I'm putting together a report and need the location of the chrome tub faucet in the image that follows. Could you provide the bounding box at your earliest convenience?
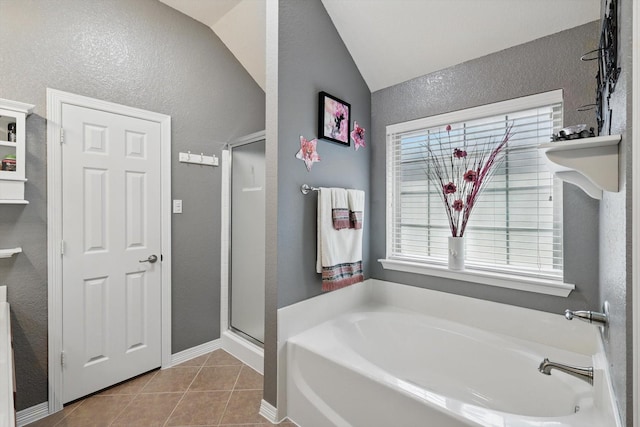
[564,308,608,327]
[538,358,594,385]
[565,301,610,328]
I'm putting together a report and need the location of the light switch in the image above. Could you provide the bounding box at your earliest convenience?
[173,199,183,214]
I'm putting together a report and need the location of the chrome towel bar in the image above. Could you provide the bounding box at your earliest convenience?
[301,184,320,195]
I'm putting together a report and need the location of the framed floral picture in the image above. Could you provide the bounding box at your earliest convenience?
[318,91,351,146]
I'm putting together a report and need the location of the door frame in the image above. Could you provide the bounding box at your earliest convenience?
[46,89,172,413]
[633,0,639,424]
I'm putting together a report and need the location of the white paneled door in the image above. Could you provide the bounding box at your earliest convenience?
[61,103,162,403]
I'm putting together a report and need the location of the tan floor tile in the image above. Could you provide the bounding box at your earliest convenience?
[189,365,241,391]
[166,390,231,426]
[25,411,67,427]
[204,349,243,366]
[175,353,211,367]
[219,424,293,427]
[111,392,182,427]
[99,369,158,396]
[219,424,274,427]
[141,367,199,393]
[30,356,278,427]
[55,395,133,427]
[219,390,265,425]
[235,365,263,390]
[26,400,83,427]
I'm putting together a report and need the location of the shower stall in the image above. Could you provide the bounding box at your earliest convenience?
[221,131,266,369]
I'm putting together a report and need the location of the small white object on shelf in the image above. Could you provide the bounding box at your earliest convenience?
[179,151,218,167]
[0,248,21,259]
[538,134,621,200]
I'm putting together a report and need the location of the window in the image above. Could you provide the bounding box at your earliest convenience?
[383,90,569,292]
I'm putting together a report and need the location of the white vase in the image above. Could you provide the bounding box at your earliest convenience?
[448,236,465,270]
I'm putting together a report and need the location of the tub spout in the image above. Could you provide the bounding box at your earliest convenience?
[538,358,593,385]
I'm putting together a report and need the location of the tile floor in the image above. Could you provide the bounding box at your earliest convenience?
[28,350,296,427]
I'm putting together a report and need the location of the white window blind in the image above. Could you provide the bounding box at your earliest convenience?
[387,92,564,280]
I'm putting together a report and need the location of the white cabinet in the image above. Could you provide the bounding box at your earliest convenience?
[0,98,35,204]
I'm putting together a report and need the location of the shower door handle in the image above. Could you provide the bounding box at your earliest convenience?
[139,254,158,264]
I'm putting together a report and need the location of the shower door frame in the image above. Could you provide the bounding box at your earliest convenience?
[222,130,266,348]
[633,1,639,425]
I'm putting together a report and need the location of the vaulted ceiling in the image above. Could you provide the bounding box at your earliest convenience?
[159,0,600,92]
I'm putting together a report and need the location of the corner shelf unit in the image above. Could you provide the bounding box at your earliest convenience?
[0,98,35,204]
[538,135,621,200]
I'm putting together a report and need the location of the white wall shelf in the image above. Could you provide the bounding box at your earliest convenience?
[538,135,622,200]
[0,199,28,204]
[0,248,22,258]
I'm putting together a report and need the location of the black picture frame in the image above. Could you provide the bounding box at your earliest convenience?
[318,91,351,146]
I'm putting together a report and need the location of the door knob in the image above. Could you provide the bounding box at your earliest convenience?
[139,254,158,264]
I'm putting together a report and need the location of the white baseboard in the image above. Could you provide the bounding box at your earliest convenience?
[259,399,281,424]
[169,339,221,367]
[221,330,264,374]
[16,401,49,427]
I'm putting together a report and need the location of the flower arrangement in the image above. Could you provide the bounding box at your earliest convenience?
[328,102,349,141]
[424,124,513,237]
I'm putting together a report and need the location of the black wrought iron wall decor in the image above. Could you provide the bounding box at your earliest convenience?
[581,0,620,136]
[601,0,620,92]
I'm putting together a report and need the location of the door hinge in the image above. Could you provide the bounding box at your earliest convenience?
[61,351,65,368]
[60,240,65,256]
[60,128,64,144]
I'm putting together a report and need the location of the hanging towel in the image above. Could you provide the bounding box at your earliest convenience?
[331,188,350,230]
[317,188,364,291]
[347,189,364,230]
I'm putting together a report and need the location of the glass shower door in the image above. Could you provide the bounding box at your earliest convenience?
[230,139,265,344]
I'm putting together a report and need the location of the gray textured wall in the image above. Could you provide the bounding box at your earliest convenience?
[0,0,265,411]
[598,0,633,424]
[276,0,371,308]
[263,0,372,405]
[371,22,601,315]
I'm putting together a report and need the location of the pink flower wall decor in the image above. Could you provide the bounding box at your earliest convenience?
[296,135,320,171]
[351,121,366,150]
[424,124,514,237]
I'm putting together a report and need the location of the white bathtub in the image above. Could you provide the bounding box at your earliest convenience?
[283,281,621,427]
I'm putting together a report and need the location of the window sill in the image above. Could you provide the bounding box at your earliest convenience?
[378,258,574,297]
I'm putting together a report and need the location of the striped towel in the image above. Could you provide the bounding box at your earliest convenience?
[331,188,350,230]
[317,188,364,291]
[347,189,364,229]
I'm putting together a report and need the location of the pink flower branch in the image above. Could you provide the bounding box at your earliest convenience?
[424,124,514,237]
